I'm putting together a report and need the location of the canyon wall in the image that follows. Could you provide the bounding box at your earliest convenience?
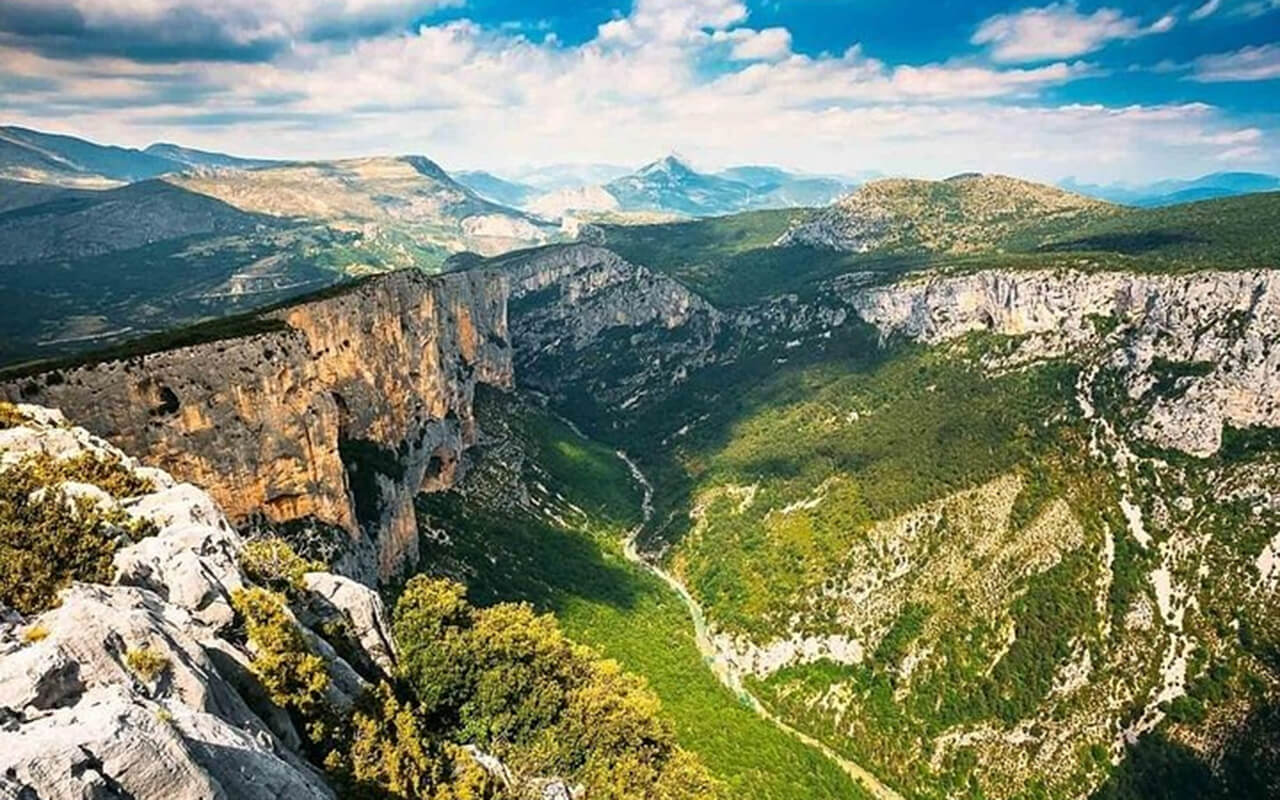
[499,243,1280,461]
[844,268,1280,456]
[1,269,512,583]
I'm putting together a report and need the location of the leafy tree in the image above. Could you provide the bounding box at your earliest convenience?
[393,576,720,800]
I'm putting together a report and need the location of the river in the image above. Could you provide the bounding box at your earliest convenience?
[614,449,905,800]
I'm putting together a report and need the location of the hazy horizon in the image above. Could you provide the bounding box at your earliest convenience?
[1,1,1276,184]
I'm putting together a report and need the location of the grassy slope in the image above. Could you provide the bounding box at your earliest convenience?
[597,192,1280,306]
[415,388,866,800]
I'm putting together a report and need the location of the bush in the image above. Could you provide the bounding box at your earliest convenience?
[232,587,331,724]
[233,585,502,800]
[0,455,157,614]
[0,402,25,429]
[240,538,324,595]
[125,645,171,683]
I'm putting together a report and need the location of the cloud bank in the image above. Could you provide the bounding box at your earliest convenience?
[0,0,1276,182]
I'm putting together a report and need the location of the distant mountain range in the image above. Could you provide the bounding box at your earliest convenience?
[1061,171,1280,207]
[0,125,281,186]
[454,155,857,220]
[0,127,561,364]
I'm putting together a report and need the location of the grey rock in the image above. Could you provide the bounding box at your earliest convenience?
[303,572,398,676]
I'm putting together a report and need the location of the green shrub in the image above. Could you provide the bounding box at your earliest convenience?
[240,538,324,595]
[232,585,510,800]
[232,587,331,722]
[125,645,171,683]
[0,455,157,614]
[0,402,25,429]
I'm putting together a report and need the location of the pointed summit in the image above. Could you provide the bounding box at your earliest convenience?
[637,154,696,178]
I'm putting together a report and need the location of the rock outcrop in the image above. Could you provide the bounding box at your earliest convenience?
[0,405,400,800]
[776,173,1115,254]
[2,269,513,583]
[845,267,1280,456]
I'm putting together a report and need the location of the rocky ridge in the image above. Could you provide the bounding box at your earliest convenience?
[2,269,513,584]
[777,174,1115,253]
[844,267,1280,456]
[0,404,387,799]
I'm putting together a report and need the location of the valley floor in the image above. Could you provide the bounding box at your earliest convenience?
[615,449,907,800]
[415,389,869,800]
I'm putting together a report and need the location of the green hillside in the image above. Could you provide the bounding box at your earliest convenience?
[414,387,870,800]
[597,191,1280,306]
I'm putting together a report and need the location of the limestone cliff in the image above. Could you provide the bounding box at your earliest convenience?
[497,243,1280,461]
[1,270,512,583]
[845,268,1280,456]
[0,405,380,799]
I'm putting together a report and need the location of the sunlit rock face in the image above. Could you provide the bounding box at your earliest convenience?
[846,267,1280,456]
[1,269,513,584]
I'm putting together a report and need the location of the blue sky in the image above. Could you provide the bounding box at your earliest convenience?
[0,0,1277,183]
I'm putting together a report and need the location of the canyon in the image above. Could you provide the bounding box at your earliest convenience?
[2,269,512,584]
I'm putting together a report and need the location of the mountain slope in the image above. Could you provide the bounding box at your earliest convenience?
[605,156,757,217]
[1064,172,1280,207]
[143,142,283,170]
[0,182,355,365]
[717,165,853,207]
[168,156,559,259]
[0,179,277,266]
[452,170,540,208]
[0,125,180,185]
[779,173,1117,254]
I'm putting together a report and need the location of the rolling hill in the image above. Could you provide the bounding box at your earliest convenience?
[167,156,560,259]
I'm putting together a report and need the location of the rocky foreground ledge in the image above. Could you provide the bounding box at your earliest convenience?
[0,404,401,799]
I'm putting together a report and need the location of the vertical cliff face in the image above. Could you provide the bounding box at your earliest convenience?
[1,269,512,583]
[844,268,1280,456]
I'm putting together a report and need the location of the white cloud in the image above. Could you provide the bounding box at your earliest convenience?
[597,0,749,47]
[1191,43,1280,81]
[972,2,1175,63]
[1,0,1274,183]
[714,27,793,61]
[1189,0,1222,20]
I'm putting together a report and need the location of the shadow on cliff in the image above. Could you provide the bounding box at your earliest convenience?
[414,492,645,617]
[1036,230,1204,255]
[1090,701,1280,800]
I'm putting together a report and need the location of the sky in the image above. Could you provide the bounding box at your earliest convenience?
[0,0,1277,184]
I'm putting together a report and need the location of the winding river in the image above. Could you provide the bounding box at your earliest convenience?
[614,449,905,800]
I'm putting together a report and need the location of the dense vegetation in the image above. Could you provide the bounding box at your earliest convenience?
[1036,191,1280,270]
[415,388,868,800]
[518,306,1279,799]
[0,451,157,613]
[233,536,718,799]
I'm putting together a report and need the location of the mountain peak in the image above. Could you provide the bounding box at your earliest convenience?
[638,154,695,177]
